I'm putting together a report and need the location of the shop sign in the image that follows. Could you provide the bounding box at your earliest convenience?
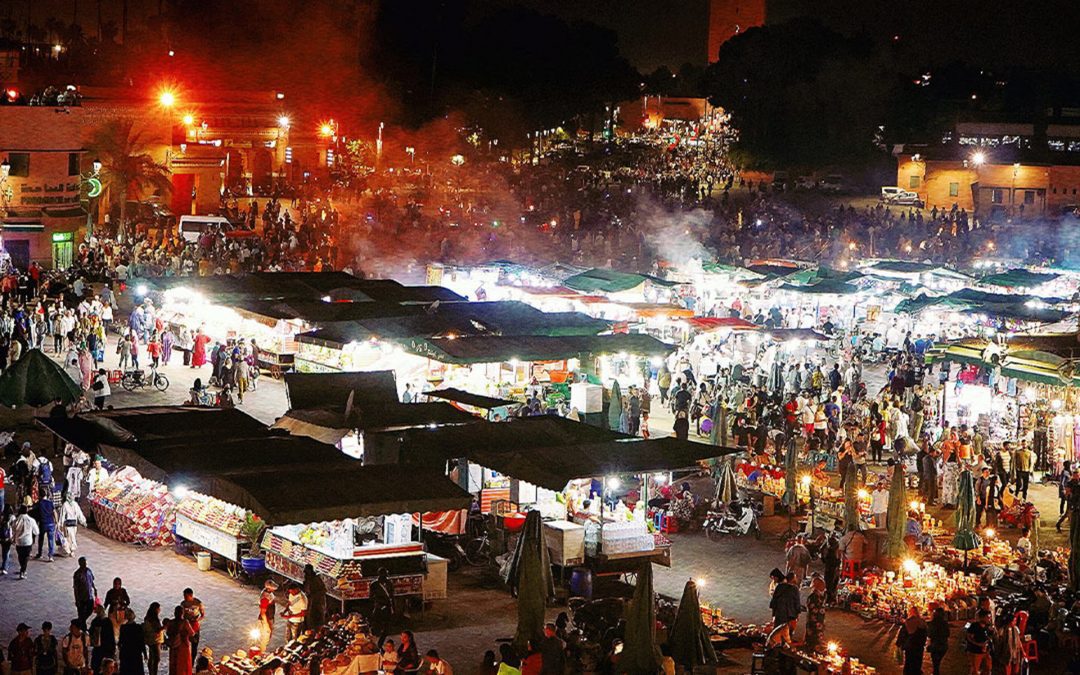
[52,231,74,242]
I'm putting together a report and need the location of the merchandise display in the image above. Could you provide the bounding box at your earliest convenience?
[89,467,176,546]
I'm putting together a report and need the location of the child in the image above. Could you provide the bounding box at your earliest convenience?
[1016,527,1032,560]
[379,639,399,673]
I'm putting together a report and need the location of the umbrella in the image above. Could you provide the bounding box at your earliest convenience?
[619,562,662,674]
[782,438,797,509]
[503,510,554,649]
[843,463,860,532]
[708,398,723,447]
[1031,515,1040,562]
[885,463,908,558]
[608,380,622,431]
[714,459,738,505]
[1071,508,1080,592]
[668,579,717,669]
[953,469,982,568]
[0,348,82,407]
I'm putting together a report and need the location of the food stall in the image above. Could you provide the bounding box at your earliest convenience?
[839,559,982,623]
[174,490,247,563]
[215,614,382,675]
[89,466,176,546]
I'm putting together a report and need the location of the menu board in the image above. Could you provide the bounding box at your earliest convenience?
[175,513,242,561]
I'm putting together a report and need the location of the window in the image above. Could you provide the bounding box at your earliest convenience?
[6,152,29,177]
[68,152,80,176]
[991,188,1004,204]
[949,182,959,197]
[1024,190,1036,205]
[909,175,920,189]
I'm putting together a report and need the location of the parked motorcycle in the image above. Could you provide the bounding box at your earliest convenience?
[703,499,761,540]
[423,530,466,572]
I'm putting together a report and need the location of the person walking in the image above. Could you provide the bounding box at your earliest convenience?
[12,504,39,579]
[235,356,250,404]
[927,606,949,675]
[303,564,327,630]
[9,623,35,675]
[35,622,59,675]
[32,492,57,562]
[165,607,193,675]
[1012,442,1035,501]
[785,535,811,584]
[104,577,131,614]
[59,495,87,557]
[117,609,145,675]
[371,568,395,646]
[897,606,928,675]
[60,621,89,675]
[257,580,277,651]
[803,575,827,652]
[965,610,994,675]
[73,557,97,625]
[0,504,14,574]
[179,589,204,664]
[92,369,111,410]
[143,604,164,675]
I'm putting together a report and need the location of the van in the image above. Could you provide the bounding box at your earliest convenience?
[178,215,254,242]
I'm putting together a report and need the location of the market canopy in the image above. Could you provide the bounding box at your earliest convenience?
[860,260,971,281]
[284,370,399,410]
[682,317,759,332]
[145,272,466,304]
[760,328,832,343]
[778,279,860,295]
[979,268,1060,288]
[36,407,471,524]
[401,333,675,365]
[0,348,82,406]
[467,436,739,492]
[424,388,519,410]
[562,268,681,294]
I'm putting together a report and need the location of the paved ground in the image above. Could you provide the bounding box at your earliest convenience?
[0,313,1065,673]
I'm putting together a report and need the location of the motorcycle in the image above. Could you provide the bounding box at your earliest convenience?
[703,499,761,540]
[120,368,169,392]
[423,530,466,572]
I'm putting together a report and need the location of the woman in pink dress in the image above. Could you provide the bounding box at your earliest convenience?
[191,329,210,368]
[78,345,93,390]
[166,606,194,675]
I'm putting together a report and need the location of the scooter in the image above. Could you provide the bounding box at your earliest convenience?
[703,500,761,540]
[422,530,466,572]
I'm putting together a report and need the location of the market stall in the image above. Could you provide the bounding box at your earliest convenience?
[89,466,176,546]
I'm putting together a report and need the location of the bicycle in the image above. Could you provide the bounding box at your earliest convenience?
[120,367,170,392]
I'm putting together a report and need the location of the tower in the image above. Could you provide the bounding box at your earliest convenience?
[707,0,766,62]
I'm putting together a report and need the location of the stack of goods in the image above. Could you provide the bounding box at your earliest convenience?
[736,463,787,497]
[217,615,379,675]
[601,520,654,555]
[812,644,878,674]
[840,561,981,622]
[89,467,175,546]
[176,493,245,537]
[698,603,765,647]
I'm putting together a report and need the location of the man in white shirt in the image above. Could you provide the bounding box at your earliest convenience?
[423,649,453,674]
[282,585,308,641]
[13,505,40,579]
[870,483,889,528]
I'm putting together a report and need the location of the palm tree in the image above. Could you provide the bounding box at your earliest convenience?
[88,119,171,234]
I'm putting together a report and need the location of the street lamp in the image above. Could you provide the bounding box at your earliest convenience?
[181,113,195,127]
[92,158,102,175]
[277,115,290,129]
[971,151,986,166]
[159,90,176,107]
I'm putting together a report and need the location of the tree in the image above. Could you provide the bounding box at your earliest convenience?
[88,119,171,234]
[704,18,890,168]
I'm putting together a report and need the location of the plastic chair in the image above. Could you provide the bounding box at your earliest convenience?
[841,559,862,580]
[1015,610,1029,638]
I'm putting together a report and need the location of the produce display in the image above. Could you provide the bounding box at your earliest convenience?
[89,467,175,546]
[840,560,981,623]
[176,492,245,536]
[217,615,380,675]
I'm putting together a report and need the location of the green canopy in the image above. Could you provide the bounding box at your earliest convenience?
[953,470,982,553]
[668,579,717,669]
[979,268,1059,288]
[0,349,82,407]
[608,380,623,431]
[708,398,723,447]
[886,465,908,558]
[618,562,662,674]
[782,439,797,508]
[843,463,860,532]
[505,510,554,649]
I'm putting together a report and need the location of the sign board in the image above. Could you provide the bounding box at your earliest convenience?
[175,513,241,561]
[52,231,74,242]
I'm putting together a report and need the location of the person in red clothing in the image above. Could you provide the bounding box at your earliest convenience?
[147,335,163,370]
[9,622,35,675]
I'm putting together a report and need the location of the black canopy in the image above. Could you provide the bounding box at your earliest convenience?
[424,388,519,409]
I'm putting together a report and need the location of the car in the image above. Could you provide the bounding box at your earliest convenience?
[892,191,925,207]
[772,171,789,191]
[795,176,817,191]
[880,186,905,201]
[820,174,848,193]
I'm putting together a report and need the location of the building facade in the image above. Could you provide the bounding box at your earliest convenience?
[0,105,88,269]
[896,119,1080,219]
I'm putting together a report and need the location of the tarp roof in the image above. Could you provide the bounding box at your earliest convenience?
[375,416,738,490]
[296,302,612,348]
[402,333,675,364]
[894,290,1066,323]
[563,268,680,294]
[779,279,860,295]
[147,273,466,304]
[36,407,471,523]
[861,260,971,281]
[0,349,82,406]
[979,268,1060,288]
[760,328,832,342]
[284,371,398,410]
[424,388,519,409]
[682,317,759,332]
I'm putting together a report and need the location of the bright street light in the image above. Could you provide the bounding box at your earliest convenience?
[159,90,176,107]
[971,151,986,166]
[320,123,334,137]
[182,113,194,126]
[277,115,291,129]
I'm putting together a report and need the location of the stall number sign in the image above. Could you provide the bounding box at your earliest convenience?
[175,514,240,562]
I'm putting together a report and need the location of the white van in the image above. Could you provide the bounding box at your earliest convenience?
[178,215,254,242]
